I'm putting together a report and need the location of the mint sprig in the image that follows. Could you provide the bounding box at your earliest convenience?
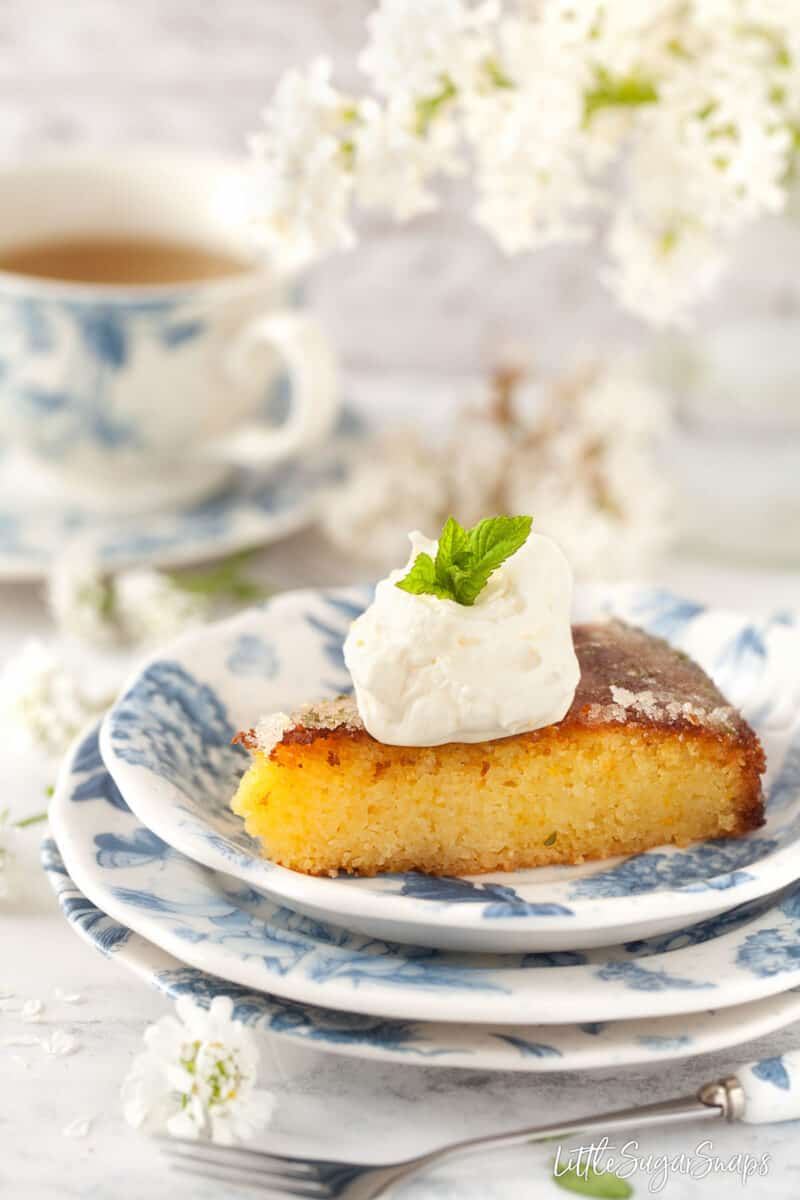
[395,515,533,607]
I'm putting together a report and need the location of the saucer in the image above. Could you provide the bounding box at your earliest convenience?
[42,837,800,1072]
[53,723,800,1026]
[0,408,359,580]
[100,583,800,953]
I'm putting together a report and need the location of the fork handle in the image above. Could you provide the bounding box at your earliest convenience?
[402,1050,800,1185]
[406,1092,721,1178]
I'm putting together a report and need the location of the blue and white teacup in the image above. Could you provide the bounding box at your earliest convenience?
[0,149,339,514]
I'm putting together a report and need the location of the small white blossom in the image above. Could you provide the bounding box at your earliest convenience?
[353,97,462,220]
[604,206,726,327]
[0,640,106,755]
[48,546,115,647]
[249,58,356,269]
[113,570,210,646]
[359,0,498,98]
[122,996,274,1144]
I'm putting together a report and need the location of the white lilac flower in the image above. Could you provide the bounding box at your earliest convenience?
[359,0,498,99]
[604,201,726,327]
[249,58,356,269]
[122,996,274,1144]
[47,546,116,646]
[0,640,106,755]
[250,0,800,325]
[353,96,462,220]
[113,570,210,646]
[468,13,595,252]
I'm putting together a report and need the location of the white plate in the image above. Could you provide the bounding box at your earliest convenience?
[100,583,800,953]
[42,833,800,1074]
[0,409,359,579]
[53,723,800,1027]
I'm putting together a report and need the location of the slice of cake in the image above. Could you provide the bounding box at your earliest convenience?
[231,620,765,877]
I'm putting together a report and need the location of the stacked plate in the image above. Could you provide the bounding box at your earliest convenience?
[46,583,800,1073]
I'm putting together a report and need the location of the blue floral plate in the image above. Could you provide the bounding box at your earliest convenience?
[98,583,800,954]
[0,407,359,579]
[41,835,800,1072]
[53,722,800,1026]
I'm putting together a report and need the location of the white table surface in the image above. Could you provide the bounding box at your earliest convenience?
[3,523,800,1200]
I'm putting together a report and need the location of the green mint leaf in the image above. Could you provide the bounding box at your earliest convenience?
[468,515,533,571]
[553,1163,633,1198]
[452,514,533,605]
[395,514,533,606]
[395,552,454,600]
[436,516,469,567]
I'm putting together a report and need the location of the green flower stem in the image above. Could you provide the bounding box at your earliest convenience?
[583,68,658,125]
[14,811,48,828]
[166,550,270,604]
[416,75,457,136]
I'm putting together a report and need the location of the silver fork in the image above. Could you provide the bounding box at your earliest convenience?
[160,1049,800,1197]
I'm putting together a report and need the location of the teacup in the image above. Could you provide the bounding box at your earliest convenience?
[0,149,339,514]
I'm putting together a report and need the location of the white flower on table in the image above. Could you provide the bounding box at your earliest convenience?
[0,639,106,755]
[47,546,212,649]
[122,996,275,1145]
[48,546,116,646]
[249,58,356,270]
[113,570,209,646]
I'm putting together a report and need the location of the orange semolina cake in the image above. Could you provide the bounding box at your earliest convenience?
[231,621,766,877]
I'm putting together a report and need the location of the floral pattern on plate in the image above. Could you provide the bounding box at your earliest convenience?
[41,833,800,1072]
[50,724,800,1026]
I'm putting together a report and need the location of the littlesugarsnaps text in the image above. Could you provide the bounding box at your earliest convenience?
[553,1137,771,1193]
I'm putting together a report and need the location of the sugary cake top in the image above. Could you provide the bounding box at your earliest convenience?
[567,620,743,736]
[241,619,756,755]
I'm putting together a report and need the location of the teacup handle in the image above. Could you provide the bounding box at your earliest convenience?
[216,310,339,469]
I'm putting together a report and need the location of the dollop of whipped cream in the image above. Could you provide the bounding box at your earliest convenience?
[343,529,580,746]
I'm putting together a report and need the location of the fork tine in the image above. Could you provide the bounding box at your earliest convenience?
[159,1138,318,1177]
[168,1158,331,1198]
